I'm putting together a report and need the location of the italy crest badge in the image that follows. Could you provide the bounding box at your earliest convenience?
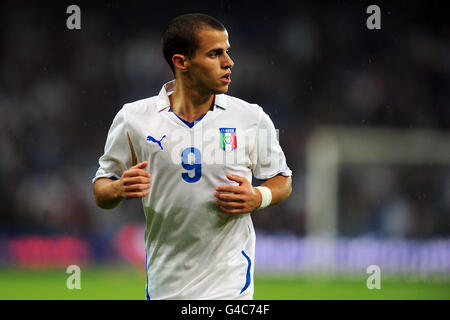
[220,128,237,152]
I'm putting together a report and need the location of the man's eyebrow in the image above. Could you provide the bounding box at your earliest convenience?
[207,47,231,53]
[208,48,224,53]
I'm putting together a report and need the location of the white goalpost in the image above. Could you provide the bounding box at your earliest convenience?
[305,126,450,238]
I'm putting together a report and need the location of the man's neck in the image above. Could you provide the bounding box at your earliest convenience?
[169,81,215,123]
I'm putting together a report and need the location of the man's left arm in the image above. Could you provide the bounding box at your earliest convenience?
[260,174,292,206]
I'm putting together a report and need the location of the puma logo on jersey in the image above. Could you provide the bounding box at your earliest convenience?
[147,135,166,150]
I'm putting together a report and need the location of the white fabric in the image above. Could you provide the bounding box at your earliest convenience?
[255,186,272,209]
[93,80,292,299]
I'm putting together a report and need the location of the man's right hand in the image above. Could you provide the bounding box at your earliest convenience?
[117,161,151,200]
[93,161,151,209]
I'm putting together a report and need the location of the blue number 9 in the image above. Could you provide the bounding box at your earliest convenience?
[181,147,202,183]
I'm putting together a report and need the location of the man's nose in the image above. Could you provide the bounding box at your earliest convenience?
[223,53,234,69]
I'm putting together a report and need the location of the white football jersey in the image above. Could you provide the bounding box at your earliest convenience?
[93,80,292,300]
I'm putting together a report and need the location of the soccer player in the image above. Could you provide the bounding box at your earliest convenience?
[93,13,292,300]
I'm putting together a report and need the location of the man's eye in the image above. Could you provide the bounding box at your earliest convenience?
[209,52,218,57]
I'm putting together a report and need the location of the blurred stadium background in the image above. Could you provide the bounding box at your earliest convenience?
[0,1,449,299]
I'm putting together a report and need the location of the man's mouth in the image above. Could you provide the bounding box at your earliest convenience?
[221,73,231,84]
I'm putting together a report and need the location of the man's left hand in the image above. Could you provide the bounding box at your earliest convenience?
[215,174,262,214]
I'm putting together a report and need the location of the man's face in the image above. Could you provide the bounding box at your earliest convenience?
[186,28,234,95]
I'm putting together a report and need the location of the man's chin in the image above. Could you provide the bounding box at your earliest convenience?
[215,85,230,94]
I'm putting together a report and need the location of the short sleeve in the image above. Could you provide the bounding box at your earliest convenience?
[251,108,292,180]
[92,108,132,183]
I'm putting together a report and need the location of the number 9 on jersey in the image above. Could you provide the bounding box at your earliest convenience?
[181,147,202,183]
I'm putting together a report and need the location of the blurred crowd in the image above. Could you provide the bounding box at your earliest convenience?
[0,1,449,239]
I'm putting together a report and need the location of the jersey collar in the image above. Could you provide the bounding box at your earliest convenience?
[156,80,227,112]
[156,80,174,112]
[214,93,227,110]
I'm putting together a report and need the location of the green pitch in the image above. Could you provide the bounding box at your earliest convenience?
[0,266,448,300]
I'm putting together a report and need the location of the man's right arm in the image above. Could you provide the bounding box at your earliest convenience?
[93,161,151,209]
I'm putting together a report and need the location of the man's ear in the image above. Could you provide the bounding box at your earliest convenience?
[172,54,189,73]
